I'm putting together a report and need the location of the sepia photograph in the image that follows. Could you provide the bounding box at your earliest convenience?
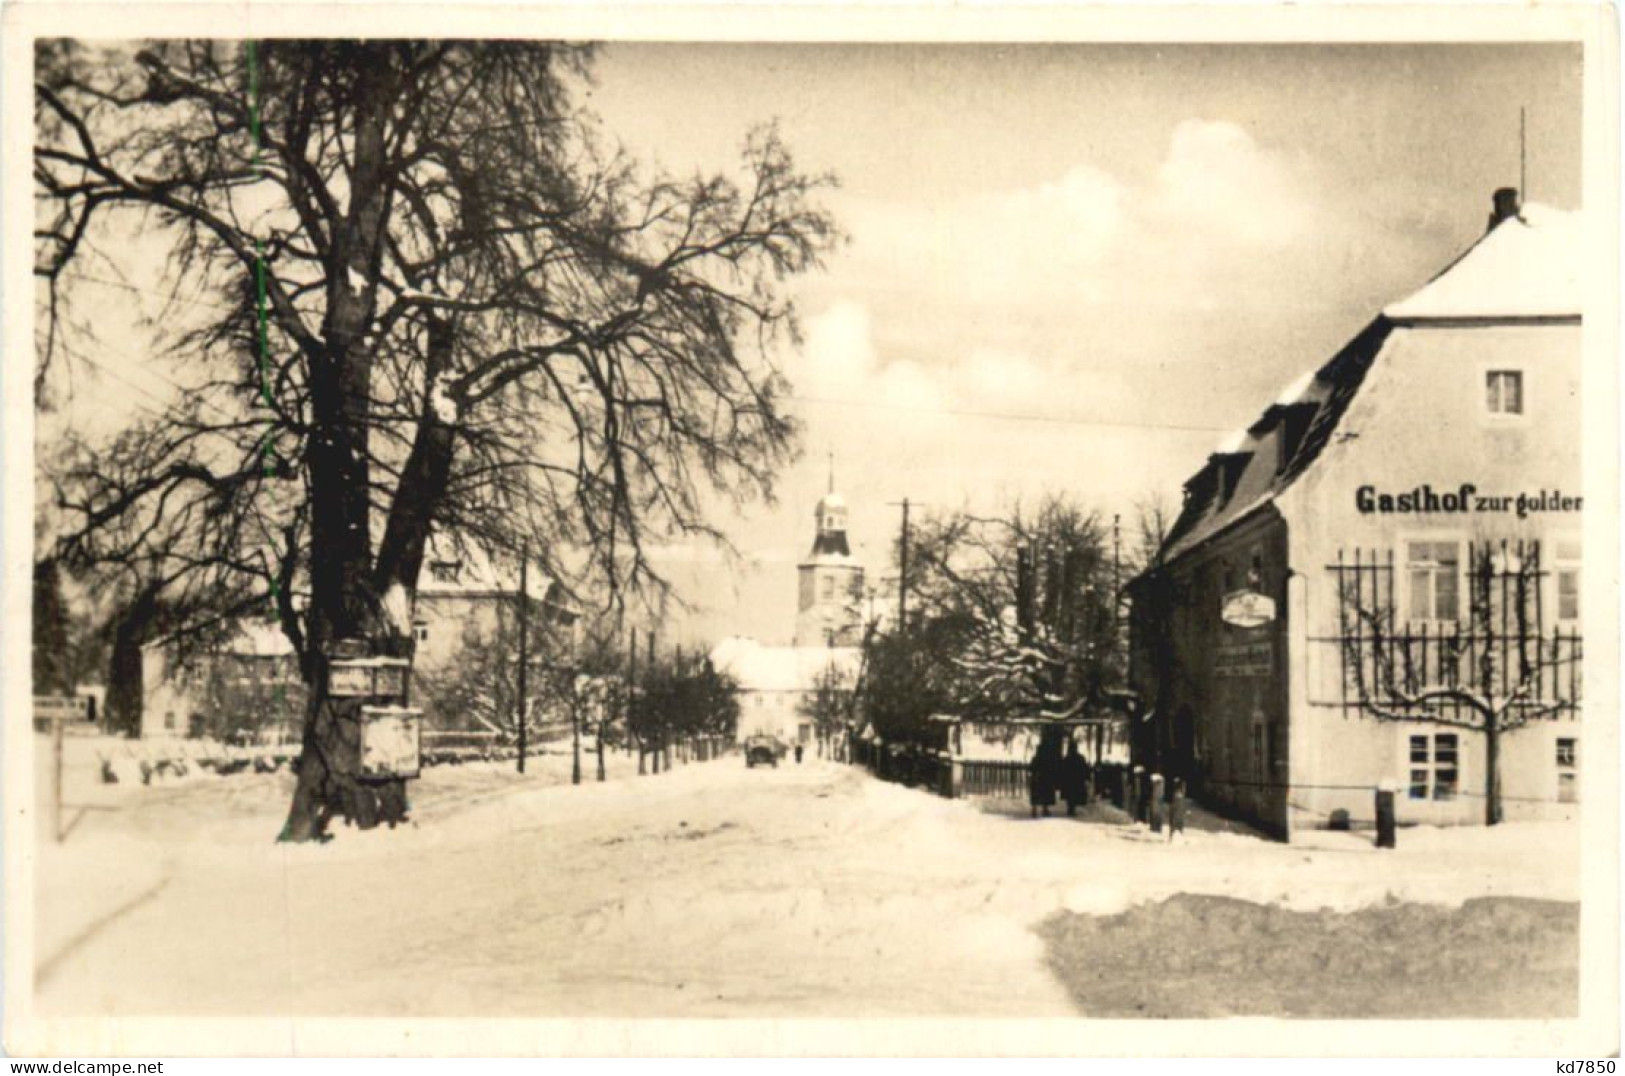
[2,2,1618,1060]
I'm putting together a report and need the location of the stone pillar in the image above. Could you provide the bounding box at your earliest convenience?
[1375,781,1397,849]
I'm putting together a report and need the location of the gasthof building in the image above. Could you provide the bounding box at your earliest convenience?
[1128,190,1583,840]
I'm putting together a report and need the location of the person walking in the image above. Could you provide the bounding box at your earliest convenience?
[1169,776,1188,841]
[1059,738,1090,817]
[793,742,804,764]
[1028,736,1061,818]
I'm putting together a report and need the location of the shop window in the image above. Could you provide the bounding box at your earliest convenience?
[1408,733,1459,801]
[1485,369,1524,415]
[1406,540,1461,623]
[1556,738,1579,803]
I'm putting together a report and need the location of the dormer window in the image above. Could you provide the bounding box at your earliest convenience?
[1485,369,1524,416]
[1215,454,1250,503]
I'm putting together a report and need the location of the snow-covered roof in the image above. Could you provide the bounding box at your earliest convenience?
[141,618,296,659]
[1274,369,1318,408]
[800,549,862,569]
[1212,427,1253,456]
[708,636,862,692]
[1384,203,1582,321]
[1144,196,1581,575]
[231,620,295,657]
[416,534,566,606]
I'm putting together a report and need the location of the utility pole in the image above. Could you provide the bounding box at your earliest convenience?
[649,628,659,773]
[570,667,582,786]
[1112,513,1122,647]
[890,496,911,632]
[516,539,529,775]
[630,625,643,775]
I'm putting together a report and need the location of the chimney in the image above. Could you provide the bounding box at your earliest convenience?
[1488,187,1521,231]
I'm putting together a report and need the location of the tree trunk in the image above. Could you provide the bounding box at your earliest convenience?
[33,558,72,697]
[1485,714,1502,826]
[280,57,413,843]
[105,618,145,738]
[596,719,606,781]
[281,687,411,842]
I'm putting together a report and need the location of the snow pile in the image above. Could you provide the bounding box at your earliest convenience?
[29,745,1581,1019]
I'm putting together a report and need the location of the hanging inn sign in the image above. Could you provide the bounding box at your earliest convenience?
[1221,589,1278,630]
[1216,588,1276,679]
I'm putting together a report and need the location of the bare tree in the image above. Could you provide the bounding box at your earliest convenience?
[1128,493,1173,577]
[905,497,1124,723]
[796,658,853,756]
[1333,539,1582,825]
[413,614,557,744]
[35,41,838,839]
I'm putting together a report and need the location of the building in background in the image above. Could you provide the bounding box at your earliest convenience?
[1129,190,1583,839]
[140,620,304,742]
[139,536,577,741]
[713,477,870,746]
[794,479,867,647]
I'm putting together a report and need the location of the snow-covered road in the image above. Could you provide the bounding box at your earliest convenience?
[31,743,1579,1018]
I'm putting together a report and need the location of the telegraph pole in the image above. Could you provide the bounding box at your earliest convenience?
[629,625,643,774]
[648,629,660,773]
[890,496,911,632]
[1112,513,1122,645]
[516,540,529,774]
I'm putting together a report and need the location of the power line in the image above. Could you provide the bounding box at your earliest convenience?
[66,351,171,415]
[66,339,244,426]
[790,393,1228,435]
[60,270,244,315]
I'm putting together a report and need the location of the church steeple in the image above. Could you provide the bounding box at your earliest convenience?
[810,490,851,558]
[795,459,864,647]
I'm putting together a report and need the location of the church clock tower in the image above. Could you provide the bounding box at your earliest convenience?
[795,464,865,647]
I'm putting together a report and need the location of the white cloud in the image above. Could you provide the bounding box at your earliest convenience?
[836,162,1125,311]
[828,117,1332,328]
[793,299,878,398]
[1147,118,1313,249]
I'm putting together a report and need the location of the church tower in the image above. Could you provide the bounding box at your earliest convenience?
[794,461,865,648]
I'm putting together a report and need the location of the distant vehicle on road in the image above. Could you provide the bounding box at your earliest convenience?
[744,735,782,768]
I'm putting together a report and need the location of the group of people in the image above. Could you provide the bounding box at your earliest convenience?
[1027,736,1093,818]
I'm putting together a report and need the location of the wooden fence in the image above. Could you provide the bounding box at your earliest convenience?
[958,759,1029,799]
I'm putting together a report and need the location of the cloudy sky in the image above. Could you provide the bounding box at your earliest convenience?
[41,42,1582,650]
[581,43,1582,645]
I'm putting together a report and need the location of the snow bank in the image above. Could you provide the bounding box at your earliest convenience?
[29,746,1581,1019]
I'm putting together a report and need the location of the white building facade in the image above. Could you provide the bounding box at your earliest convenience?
[1130,191,1585,838]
